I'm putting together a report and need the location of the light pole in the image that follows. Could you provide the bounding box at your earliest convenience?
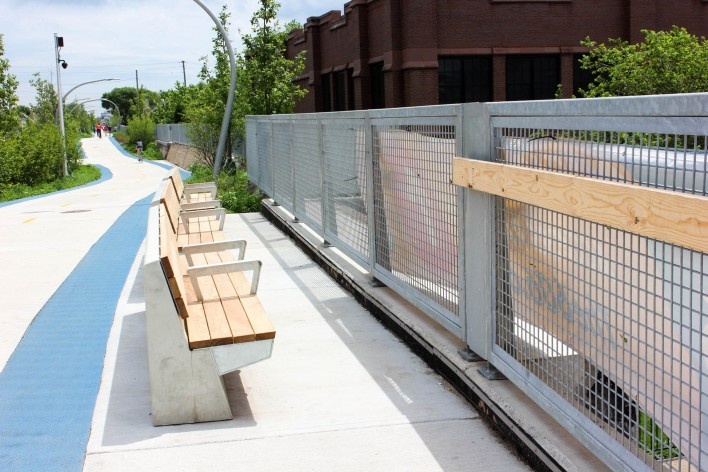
[65,98,121,131]
[62,78,120,103]
[55,78,120,124]
[192,0,236,178]
[54,33,69,177]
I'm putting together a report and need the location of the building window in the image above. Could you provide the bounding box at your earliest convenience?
[321,73,331,112]
[573,53,593,97]
[347,69,355,110]
[334,70,346,111]
[370,62,385,109]
[506,54,559,101]
[438,56,493,104]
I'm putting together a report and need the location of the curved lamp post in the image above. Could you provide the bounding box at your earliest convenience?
[192,0,236,178]
[62,78,120,103]
[66,98,121,126]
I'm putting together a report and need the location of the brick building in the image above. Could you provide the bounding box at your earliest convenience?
[286,0,708,113]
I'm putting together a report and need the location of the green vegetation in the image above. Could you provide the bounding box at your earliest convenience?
[578,26,708,97]
[638,411,680,460]
[0,164,100,203]
[187,163,262,213]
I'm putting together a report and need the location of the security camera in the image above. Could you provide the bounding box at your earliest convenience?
[61,62,68,69]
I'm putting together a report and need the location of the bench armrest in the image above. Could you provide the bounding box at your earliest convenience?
[180,208,226,231]
[181,239,247,265]
[181,200,221,211]
[187,260,262,301]
[184,182,217,199]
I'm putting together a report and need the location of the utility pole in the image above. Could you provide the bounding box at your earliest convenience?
[54,33,68,177]
[181,61,186,86]
[135,70,139,90]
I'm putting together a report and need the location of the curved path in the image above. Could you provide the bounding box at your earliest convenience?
[0,137,536,472]
[0,137,171,470]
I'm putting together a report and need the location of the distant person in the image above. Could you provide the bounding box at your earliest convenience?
[95,123,102,138]
[136,140,143,162]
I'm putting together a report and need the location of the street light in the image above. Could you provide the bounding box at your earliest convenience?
[65,98,121,128]
[54,33,68,176]
[192,0,236,178]
[62,78,120,103]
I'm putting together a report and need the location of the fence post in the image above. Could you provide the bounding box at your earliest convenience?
[459,102,494,362]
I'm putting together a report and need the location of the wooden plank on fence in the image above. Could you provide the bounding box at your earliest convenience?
[452,157,708,254]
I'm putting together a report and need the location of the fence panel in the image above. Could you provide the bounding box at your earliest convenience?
[320,118,370,267]
[485,111,708,471]
[292,118,323,232]
[371,119,461,331]
[247,94,708,471]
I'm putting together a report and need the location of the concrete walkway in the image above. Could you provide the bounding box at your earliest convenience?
[0,137,535,471]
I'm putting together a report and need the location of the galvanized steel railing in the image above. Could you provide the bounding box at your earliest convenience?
[246,94,708,472]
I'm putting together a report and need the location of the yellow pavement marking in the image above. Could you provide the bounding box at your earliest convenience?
[22,217,36,224]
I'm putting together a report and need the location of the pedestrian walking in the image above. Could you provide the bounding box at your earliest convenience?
[136,140,143,162]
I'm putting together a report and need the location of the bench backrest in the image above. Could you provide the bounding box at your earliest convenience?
[158,203,189,319]
[168,167,185,200]
[160,178,183,236]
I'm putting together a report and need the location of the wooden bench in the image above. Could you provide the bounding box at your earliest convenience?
[167,166,218,204]
[160,174,226,248]
[143,182,275,425]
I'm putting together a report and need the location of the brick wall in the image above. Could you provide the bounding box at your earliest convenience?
[288,0,707,112]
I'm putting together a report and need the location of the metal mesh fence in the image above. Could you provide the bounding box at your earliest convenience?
[256,120,273,197]
[245,120,259,185]
[372,124,460,317]
[292,120,323,232]
[272,121,293,209]
[493,127,708,471]
[321,120,369,264]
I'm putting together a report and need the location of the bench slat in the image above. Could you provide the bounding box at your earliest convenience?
[182,277,213,349]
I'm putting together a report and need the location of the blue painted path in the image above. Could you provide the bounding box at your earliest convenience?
[0,194,152,471]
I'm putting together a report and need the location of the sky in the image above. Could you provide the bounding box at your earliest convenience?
[0,0,345,115]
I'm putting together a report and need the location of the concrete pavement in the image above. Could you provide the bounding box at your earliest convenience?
[0,136,538,471]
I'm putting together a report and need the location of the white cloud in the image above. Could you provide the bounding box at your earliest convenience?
[0,0,344,114]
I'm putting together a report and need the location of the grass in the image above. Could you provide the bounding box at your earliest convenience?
[0,165,102,203]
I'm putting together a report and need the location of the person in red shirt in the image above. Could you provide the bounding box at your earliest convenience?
[95,123,102,139]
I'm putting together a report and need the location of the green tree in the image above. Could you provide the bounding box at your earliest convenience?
[127,113,155,147]
[0,34,20,135]
[185,5,238,168]
[578,26,708,97]
[239,0,307,119]
[185,1,307,172]
[102,87,137,119]
[29,73,59,124]
[153,83,199,124]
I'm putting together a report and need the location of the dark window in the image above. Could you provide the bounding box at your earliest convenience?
[333,70,346,111]
[506,55,559,101]
[321,73,331,112]
[438,56,493,104]
[347,68,355,110]
[573,53,594,97]
[370,62,385,109]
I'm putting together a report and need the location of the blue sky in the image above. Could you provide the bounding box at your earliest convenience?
[0,0,344,114]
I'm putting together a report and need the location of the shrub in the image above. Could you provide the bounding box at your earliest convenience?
[0,122,65,187]
[126,114,155,146]
[186,163,262,213]
[143,142,163,160]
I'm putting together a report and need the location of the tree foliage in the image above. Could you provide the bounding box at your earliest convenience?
[29,73,59,125]
[578,26,708,97]
[184,1,307,171]
[126,113,155,146]
[0,34,20,135]
[153,83,199,124]
[238,0,307,122]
